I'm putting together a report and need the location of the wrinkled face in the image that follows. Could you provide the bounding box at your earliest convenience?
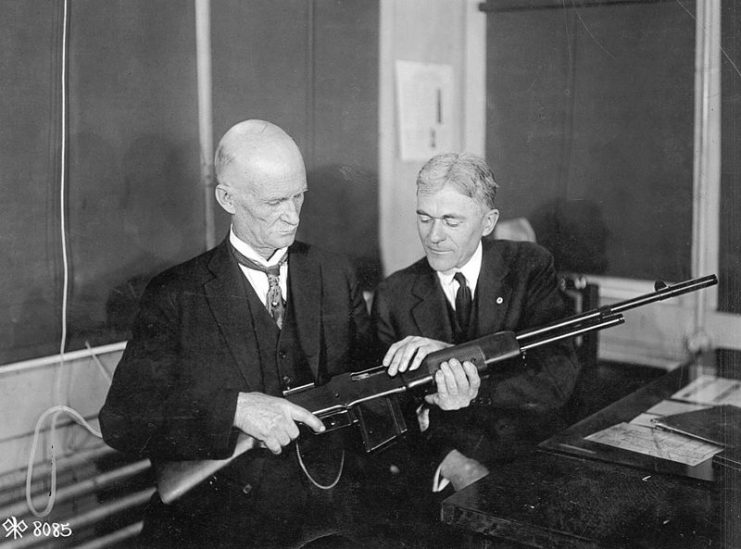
[416,184,498,273]
[219,157,307,259]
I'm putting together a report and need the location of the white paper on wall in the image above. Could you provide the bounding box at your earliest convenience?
[395,60,455,161]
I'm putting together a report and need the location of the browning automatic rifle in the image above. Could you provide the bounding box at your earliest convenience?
[156,274,718,503]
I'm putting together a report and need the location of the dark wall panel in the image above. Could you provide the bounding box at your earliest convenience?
[0,0,65,363]
[212,0,381,288]
[485,1,695,280]
[0,0,379,365]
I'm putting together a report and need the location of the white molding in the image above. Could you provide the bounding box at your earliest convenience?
[462,0,487,156]
[0,342,127,376]
[691,0,722,318]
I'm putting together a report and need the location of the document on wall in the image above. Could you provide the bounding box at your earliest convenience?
[670,375,741,408]
[585,422,724,466]
[395,60,455,161]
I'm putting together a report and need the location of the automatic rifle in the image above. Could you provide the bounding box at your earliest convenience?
[156,274,718,503]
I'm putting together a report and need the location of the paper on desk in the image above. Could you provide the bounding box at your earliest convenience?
[671,375,741,408]
[585,422,724,466]
[629,400,711,428]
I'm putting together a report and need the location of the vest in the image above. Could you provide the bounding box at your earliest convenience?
[241,275,314,395]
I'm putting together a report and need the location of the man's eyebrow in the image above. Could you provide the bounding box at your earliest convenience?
[416,210,463,220]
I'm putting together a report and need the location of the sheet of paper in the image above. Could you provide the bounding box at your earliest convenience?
[629,400,710,428]
[585,422,724,466]
[395,60,455,161]
[671,375,741,408]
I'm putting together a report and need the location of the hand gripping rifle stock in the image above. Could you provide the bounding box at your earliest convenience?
[155,274,718,503]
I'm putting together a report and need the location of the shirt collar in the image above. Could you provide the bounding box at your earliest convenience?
[229,227,288,268]
[436,241,483,292]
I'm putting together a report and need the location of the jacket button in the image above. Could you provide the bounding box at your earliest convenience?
[279,350,287,359]
[282,375,293,387]
[242,483,252,495]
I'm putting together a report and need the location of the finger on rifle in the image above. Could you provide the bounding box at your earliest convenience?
[396,338,425,373]
[409,344,430,372]
[462,360,481,390]
[434,368,448,397]
[424,392,440,406]
[448,358,470,393]
[383,336,413,370]
[441,361,460,395]
[290,405,325,434]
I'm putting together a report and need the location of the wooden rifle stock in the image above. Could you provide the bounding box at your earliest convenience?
[155,274,718,504]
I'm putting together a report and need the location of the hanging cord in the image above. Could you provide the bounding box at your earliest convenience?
[25,406,102,518]
[24,0,102,519]
[55,0,70,402]
[295,442,344,490]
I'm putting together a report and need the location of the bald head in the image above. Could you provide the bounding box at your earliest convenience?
[215,120,305,189]
[214,120,308,258]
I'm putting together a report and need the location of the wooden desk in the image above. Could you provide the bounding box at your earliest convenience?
[441,363,740,548]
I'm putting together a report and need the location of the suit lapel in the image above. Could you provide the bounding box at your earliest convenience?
[475,240,511,337]
[411,262,455,343]
[204,240,263,390]
[287,244,322,379]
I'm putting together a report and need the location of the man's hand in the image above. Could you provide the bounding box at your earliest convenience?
[233,392,325,454]
[383,336,452,376]
[439,449,489,491]
[424,358,480,410]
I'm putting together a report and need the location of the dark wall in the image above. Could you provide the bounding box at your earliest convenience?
[482,0,695,280]
[720,1,741,315]
[0,0,379,365]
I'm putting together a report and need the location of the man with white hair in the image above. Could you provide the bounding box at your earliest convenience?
[102,120,382,547]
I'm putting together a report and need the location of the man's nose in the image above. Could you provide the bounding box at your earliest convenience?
[282,201,300,225]
[428,220,445,243]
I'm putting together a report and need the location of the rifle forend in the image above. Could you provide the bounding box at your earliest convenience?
[154,273,718,504]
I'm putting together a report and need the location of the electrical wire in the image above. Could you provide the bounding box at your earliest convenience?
[295,442,344,490]
[23,0,103,519]
[25,406,102,518]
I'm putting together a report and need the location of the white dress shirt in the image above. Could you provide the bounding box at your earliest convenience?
[229,228,288,304]
[435,241,483,308]
[429,241,484,492]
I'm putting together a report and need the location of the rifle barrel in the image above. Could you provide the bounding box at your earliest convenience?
[517,314,623,355]
[609,274,717,314]
[516,274,718,343]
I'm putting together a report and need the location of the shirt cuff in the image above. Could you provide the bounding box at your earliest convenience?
[432,462,451,493]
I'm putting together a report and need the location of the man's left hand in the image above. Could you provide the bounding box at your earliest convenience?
[424,358,480,410]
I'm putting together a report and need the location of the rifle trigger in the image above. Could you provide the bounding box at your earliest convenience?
[318,409,356,432]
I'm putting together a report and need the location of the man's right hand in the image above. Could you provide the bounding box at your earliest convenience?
[233,392,325,454]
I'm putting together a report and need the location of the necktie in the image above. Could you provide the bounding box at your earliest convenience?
[231,246,288,329]
[454,272,472,335]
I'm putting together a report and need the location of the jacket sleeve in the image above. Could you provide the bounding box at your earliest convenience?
[99,278,240,461]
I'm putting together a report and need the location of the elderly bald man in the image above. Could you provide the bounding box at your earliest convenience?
[100,120,386,548]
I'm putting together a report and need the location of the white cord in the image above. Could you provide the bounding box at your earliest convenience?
[295,442,345,490]
[25,406,102,518]
[24,0,87,519]
[57,0,70,391]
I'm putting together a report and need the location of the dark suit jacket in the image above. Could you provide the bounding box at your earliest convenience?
[372,239,579,465]
[100,236,373,469]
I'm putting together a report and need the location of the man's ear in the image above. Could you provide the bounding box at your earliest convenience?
[481,208,500,237]
[215,185,236,214]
